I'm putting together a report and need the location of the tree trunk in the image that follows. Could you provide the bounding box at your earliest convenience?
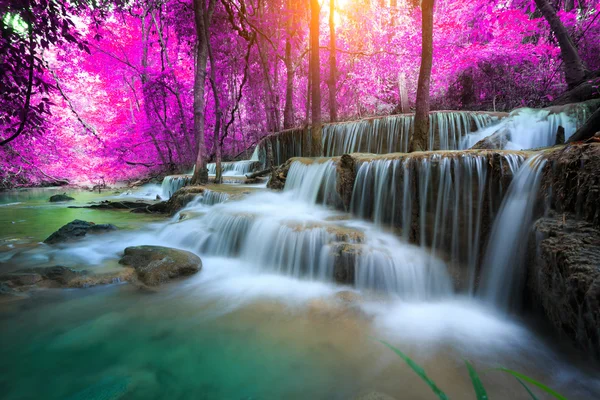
[283,0,295,129]
[409,0,434,152]
[534,0,588,88]
[328,0,338,122]
[310,0,321,126]
[191,0,215,185]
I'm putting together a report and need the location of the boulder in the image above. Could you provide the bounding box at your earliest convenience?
[164,186,206,215]
[0,266,87,289]
[527,213,600,359]
[0,273,43,287]
[119,246,201,286]
[49,193,75,202]
[44,220,117,244]
[25,266,85,285]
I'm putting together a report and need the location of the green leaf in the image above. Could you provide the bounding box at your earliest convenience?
[377,340,449,400]
[464,360,488,400]
[515,377,539,400]
[496,368,567,400]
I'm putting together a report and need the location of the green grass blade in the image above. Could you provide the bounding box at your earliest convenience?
[496,368,567,400]
[515,377,539,400]
[378,340,449,400]
[464,360,488,400]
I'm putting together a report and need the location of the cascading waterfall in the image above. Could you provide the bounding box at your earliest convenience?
[206,160,261,176]
[479,155,547,309]
[430,111,494,150]
[350,152,525,292]
[284,159,340,206]
[185,190,230,207]
[161,175,192,198]
[322,115,415,156]
[154,160,454,299]
[322,112,497,157]
[460,104,592,150]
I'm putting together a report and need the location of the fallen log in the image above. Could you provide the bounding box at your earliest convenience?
[245,168,271,179]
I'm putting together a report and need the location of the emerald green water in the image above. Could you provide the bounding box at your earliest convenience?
[1,188,599,400]
[0,187,161,244]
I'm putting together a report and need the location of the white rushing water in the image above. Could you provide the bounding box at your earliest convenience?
[350,152,525,293]
[206,160,261,176]
[479,155,547,309]
[460,106,590,150]
[161,175,192,199]
[322,111,496,156]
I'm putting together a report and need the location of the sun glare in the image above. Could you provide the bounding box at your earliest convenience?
[333,0,349,26]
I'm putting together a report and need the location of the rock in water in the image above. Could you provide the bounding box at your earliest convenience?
[49,193,75,202]
[44,220,117,244]
[119,245,201,286]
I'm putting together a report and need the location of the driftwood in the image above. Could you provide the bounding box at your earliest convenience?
[567,108,600,143]
[245,168,271,179]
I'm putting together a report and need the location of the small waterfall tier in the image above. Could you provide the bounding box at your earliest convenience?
[161,175,192,199]
[479,155,548,309]
[323,111,496,156]
[462,99,599,150]
[255,111,502,168]
[348,150,526,291]
[269,150,529,292]
[207,160,262,176]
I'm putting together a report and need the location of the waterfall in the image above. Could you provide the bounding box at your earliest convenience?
[353,235,453,299]
[283,159,341,206]
[184,190,229,208]
[461,105,592,150]
[350,152,526,292]
[479,155,547,309]
[206,160,261,176]
[322,115,414,156]
[161,175,192,199]
[322,112,497,157]
[430,111,494,150]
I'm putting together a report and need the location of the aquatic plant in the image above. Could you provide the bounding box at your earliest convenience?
[378,340,567,400]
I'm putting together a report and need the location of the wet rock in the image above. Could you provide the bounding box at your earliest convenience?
[527,213,600,359]
[471,126,510,150]
[67,268,136,288]
[69,200,154,211]
[119,245,202,286]
[540,143,600,226]
[25,266,85,285]
[330,243,362,285]
[164,186,206,215]
[44,220,118,244]
[49,193,75,202]
[0,273,43,287]
[336,154,356,211]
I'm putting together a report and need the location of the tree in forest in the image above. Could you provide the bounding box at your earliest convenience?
[191,0,216,185]
[409,0,434,152]
[534,0,589,89]
[328,0,338,122]
[0,0,105,147]
[309,0,321,126]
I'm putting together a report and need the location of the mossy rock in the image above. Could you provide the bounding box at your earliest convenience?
[119,246,201,286]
